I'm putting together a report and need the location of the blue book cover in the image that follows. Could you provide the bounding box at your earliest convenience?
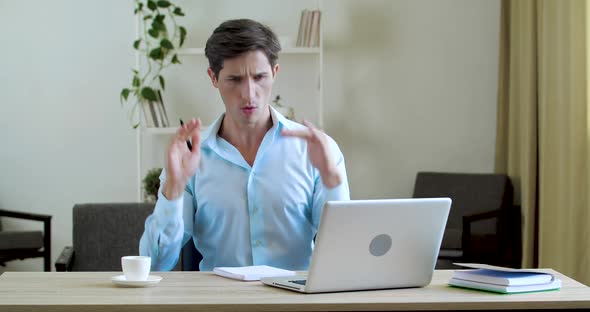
[449,263,561,294]
[453,268,553,286]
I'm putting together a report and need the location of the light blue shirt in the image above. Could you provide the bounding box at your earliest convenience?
[139,107,350,271]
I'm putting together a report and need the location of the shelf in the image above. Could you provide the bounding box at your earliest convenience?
[136,0,324,202]
[142,127,177,135]
[178,47,320,55]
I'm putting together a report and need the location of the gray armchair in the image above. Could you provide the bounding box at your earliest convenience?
[0,209,52,271]
[55,203,202,271]
[413,172,522,269]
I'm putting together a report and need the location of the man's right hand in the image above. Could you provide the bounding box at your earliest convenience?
[162,118,202,200]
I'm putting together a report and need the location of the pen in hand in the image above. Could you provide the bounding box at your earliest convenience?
[179,118,193,151]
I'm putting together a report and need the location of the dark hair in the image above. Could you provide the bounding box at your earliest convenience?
[205,19,281,79]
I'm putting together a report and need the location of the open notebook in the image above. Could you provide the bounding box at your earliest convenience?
[213,265,295,281]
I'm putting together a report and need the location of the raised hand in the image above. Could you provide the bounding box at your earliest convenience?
[162,118,202,200]
[281,120,342,188]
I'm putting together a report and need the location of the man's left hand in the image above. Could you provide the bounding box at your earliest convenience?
[281,120,342,188]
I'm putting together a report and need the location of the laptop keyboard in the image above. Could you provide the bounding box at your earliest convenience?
[289,279,307,285]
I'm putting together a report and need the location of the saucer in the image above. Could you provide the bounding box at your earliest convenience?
[111,275,162,287]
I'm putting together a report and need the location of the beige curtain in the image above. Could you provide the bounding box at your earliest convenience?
[496,0,590,285]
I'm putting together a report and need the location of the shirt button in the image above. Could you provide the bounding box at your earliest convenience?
[255,240,262,246]
[252,207,258,213]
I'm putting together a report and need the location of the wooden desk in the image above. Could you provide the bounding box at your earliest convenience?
[0,269,588,311]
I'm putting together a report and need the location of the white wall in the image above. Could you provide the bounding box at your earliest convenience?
[323,0,500,199]
[0,0,137,271]
[0,0,499,271]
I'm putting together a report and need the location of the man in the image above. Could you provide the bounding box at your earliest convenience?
[139,19,350,271]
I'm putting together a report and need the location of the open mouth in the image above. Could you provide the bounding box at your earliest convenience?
[241,106,257,114]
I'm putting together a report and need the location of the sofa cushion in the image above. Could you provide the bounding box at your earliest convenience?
[0,231,43,250]
[72,203,154,271]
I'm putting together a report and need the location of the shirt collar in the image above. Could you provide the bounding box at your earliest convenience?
[270,105,290,130]
[200,113,223,149]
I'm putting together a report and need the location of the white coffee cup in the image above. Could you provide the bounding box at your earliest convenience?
[121,256,151,281]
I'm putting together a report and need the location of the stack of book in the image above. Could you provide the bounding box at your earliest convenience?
[142,90,170,128]
[449,263,562,294]
[296,9,321,47]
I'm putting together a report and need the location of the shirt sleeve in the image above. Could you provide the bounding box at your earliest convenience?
[310,138,351,230]
[139,169,195,271]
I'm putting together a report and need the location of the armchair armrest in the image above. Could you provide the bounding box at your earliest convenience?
[55,246,75,272]
[462,208,502,224]
[461,208,503,260]
[0,209,52,222]
[0,209,52,271]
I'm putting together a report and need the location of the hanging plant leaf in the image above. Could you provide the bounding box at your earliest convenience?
[173,7,184,16]
[143,14,153,20]
[134,1,142,14]
[171,54,181,64]
[132,75,140,87]
[159,75,165,90]
[148,28,159,39]
[133,39,141,50]
[120,88,131,104]
[155,14,165,23]
[141,87,158,102]
[160,38,174,50]
[157,1,171,8]
[179,26,187,47]
[152,20,166,33]
[149,47,163,60]
[147,0,157,11]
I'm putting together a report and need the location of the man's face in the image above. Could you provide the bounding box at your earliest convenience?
[208,50,279,127]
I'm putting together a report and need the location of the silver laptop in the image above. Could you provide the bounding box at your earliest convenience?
[261,198,451,293]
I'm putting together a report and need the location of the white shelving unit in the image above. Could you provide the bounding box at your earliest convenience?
[136,0,324,200]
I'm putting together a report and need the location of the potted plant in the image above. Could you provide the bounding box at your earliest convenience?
[143,167,163,203]
[120,0,187,128]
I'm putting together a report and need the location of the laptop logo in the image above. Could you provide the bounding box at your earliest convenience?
[369,234,392,256]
